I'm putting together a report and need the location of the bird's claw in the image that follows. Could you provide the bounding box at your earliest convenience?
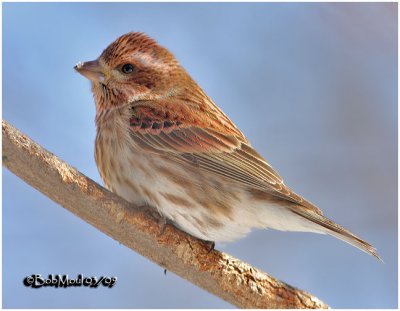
[205,240,215,254]
[158,216,168,237]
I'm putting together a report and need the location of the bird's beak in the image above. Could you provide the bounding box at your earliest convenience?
[74,60,105,83]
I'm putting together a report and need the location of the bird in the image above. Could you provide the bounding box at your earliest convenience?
[75,32,380,260]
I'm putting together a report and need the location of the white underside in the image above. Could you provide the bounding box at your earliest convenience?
[102,139,324,243]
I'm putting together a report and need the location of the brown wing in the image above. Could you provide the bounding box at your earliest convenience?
[128,100,321,213]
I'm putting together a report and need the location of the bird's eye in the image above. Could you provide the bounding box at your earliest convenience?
[121,63,134,74]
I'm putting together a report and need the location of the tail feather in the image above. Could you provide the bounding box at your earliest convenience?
[290,207,382,262]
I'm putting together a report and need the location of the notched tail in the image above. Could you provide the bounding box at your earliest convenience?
[290,207,383,262]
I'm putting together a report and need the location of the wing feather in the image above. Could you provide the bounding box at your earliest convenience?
[128,102,320,212]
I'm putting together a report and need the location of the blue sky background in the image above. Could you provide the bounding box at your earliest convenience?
[3,2,397,308]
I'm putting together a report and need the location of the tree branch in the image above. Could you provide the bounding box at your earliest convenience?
[2,120,328,309]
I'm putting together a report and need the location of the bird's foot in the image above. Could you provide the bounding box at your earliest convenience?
[204,240,215,254]
[140,204,168,236]
[158,216,168,237]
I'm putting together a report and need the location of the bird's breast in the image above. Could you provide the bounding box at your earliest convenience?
[94,106,150,205]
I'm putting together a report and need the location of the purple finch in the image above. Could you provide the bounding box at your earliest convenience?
[75,32,379,260]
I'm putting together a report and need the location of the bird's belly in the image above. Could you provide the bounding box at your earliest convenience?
[95,137,271,242]
[96,137,321,242]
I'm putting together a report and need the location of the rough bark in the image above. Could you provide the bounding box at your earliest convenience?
[2,120,328,309]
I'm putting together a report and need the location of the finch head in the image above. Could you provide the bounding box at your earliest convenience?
[74,32,193,111]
